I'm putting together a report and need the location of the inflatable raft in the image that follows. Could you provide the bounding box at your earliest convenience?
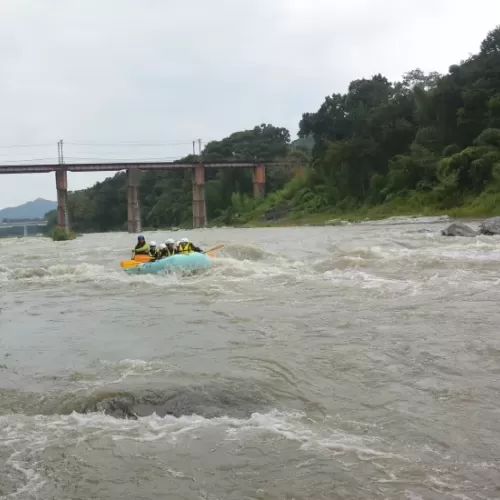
[124,252,212,275]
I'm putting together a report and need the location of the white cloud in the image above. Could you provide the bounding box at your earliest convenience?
[1,0,499,207]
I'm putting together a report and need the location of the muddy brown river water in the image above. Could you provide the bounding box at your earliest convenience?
[1,217,499,499]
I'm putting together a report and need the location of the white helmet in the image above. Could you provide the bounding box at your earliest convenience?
[166,238,175,244]
[150,241,157,246]
[180,237,189,243]
[159,243,166,249]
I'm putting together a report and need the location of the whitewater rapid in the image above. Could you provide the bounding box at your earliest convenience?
[1,218,499,499]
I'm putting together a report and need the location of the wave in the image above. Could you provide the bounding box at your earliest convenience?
[361,215,452,225]
[0,408,395,458]
[0,408,404,499]
[1,233,500,302]
[2,407,490,499]
[316,237,500,268]
[0,358,300,420]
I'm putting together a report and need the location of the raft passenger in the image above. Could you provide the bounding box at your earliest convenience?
[176,237,203,254]
[163,238,176,257]
[156,243,170,258]
[157,243,167,258]
[149,241,160,259]
[133,235,150,256]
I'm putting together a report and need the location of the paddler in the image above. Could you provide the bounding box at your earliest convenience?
[133,235,150,256]
[157,242,172,259]
[163,238,176,257]
[149,241,160,259]
[157,243,167,259]
[176,237,203,254]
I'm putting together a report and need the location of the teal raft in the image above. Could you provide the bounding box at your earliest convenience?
[124,252,212,275]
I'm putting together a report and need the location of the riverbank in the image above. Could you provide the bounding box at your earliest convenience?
[39,187,500,234]
[231,189,500,228]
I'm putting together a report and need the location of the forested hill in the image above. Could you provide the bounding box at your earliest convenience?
[279,24,500,220]
[47,25,500,231]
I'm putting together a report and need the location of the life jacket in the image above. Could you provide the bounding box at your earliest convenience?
[160,247,174,258]
[134,242,150,255]
[177,242,193,254]
[149,248,158,258]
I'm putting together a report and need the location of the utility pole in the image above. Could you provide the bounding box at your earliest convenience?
[55,139,68,231]
[192,140,196,155]
[197,138,202,155]
[57,139,64,164]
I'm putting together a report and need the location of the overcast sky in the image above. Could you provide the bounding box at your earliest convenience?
[1,0,499,208]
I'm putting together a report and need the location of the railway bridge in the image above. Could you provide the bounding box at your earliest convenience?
[0,160,298,232]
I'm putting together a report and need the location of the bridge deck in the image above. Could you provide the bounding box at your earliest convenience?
[0,221,48,227]
[0,161,291,174]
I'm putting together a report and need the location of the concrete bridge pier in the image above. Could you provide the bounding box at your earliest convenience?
[252,165,266,199]
[127,168,141,233]
[192,165,207,229]
[55,169,69,230]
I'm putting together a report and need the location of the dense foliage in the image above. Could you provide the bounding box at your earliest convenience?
[46,25,500,230]
[281,25,500,217]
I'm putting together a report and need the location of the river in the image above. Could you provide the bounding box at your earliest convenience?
[0,217,499,499]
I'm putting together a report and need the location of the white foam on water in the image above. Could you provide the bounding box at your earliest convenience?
[404,491,425,500]
[64,358,176,391]
[102,358,174,383]
[362,215,451,226]
[323,268,417,295]
[324,234,500,264]
[1,228,500,301]
[0,409,401,497]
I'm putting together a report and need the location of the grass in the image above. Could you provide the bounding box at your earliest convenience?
[50,226,77,241]
[234,188,500,227]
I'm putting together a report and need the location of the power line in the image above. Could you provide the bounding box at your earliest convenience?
[57,149,185,156]
[65,140,199,147]
[0,155,189,165]
[0,157,56,165]
[63,156,182,161]
[0,143,54,149]
[0,137,209,163]
[0,139,214,149]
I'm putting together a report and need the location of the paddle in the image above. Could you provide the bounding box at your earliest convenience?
[120,254,152,269]
[133,254,152,263]
[203,244,224,254]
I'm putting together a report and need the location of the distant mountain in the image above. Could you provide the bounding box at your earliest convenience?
[0,198,57,220]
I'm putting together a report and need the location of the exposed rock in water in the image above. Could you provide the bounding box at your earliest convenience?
[441,222,477,237]
[73,384,276,420]
[478,217,500,235]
